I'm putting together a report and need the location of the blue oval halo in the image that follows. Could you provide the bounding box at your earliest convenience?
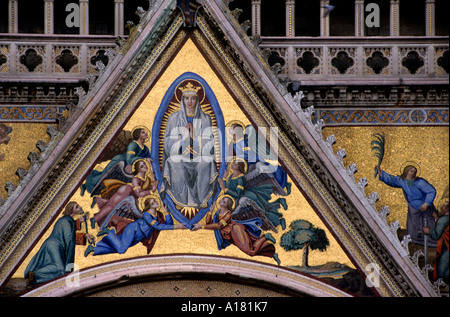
[151,72,226,228]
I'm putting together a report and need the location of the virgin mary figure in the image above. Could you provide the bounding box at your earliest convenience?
[160,81,219,212]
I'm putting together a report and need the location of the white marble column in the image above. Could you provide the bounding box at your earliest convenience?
[286,0,295,37]
[425,0,435,36]
[320,0,330,37]
[8,0,18,33]
[251,0,261,37]
[114,0,124,36]
[44,0,54,34]
[80,0,89,35]
[355,0,365,36]
[390,0,399,36]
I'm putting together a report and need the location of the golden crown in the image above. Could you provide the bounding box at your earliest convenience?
[179,82,201,93]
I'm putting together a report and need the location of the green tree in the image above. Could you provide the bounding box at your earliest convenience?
[280,220,329,267]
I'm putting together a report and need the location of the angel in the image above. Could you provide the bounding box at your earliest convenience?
[90,158,158,232]
[85,194,186,257]
[225,121,291,195]
[218,157,287,232]
[80,126,152,202]
[192,194,281,265]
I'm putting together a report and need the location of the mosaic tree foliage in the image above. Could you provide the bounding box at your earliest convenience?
[280,219,329,267]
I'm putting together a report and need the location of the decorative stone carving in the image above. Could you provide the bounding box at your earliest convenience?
[230,8,243,20]
[335,148,347,167]
[0,54,6,68]
[4,182,16,197]
[420,264,434,282]
[55,49,79,73]
[366,50,390,75]
[436,49,449,74]
[90,49,109,68]
[15,167,28,181]
[19,48,43,72]
[330,50,355,75]
[297,51,320,74]
[267,50,286,75]
[240,20,251,34]
[27,151,40,166]
[136,7,147,22]
[433,279,447,297]
[390,220,401,237]
[368,192,379,206]
[35,140,48,153]
[314,118,325,138]
[410,250,424,268]
[46,125,60,141]
[346,163,358,178]
[400,234,411,254]
[303,105,315,121]
[292,90,304,111]
[379,206,390,225]
[401,51,425,75]
[325,134,337,149]
[357,177,368,195]
[74,87,87,106]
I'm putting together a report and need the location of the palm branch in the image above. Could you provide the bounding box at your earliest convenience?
[371,133,385,178]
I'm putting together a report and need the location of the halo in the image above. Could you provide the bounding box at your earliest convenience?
[215,194,236,211]
[139,194,162,212]
[174,79,206,105]
[131,158,151,175]
[225,120,246,142]
[400,161,421,177]
[131,125,151,143]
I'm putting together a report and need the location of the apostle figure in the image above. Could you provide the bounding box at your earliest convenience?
[24,202,94,286]
[423,201,449,282]
[376,164,438,247]
[160,81,218,211]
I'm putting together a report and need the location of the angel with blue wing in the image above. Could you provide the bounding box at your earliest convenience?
[218,157,287,232]
[225,121,291,196]
[80,126,152,207]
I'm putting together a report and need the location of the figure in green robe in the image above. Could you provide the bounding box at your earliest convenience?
[81,127,151,198]
[24,202,94,286]
[218,158,287,231]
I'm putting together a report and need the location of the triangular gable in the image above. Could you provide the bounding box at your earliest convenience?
[0,0,440,297]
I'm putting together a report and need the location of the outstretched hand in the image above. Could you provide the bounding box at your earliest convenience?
[374,165,382,177]
[191,223,202,231]
[176,223,187,230]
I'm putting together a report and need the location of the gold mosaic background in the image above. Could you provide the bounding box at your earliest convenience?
[0,123,53,201]
[9,39,449,281]
[322,126,449,227]
[13,39,353,278]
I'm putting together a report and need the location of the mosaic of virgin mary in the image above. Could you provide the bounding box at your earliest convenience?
[151,72,227,227]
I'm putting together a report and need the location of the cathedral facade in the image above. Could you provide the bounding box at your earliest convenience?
[0,0,448,298]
